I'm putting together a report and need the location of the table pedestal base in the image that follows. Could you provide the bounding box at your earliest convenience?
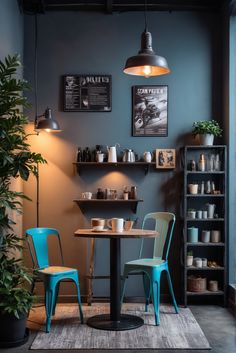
[86,314,144,331]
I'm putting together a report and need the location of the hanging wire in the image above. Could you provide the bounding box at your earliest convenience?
[34,13,40,228]
[144,0,148,31]
[34,13,38,120]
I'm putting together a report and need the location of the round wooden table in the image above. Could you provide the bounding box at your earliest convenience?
[74,228,159,331]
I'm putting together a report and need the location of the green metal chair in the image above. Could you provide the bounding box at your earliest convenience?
[121,212,179,325]
[26,227,83,333]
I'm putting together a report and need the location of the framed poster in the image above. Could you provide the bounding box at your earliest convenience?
[156,149,176,169]
[63,75,112,112]
[132,85,168,136]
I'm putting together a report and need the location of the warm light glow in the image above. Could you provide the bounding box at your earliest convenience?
[45,129,52,133]
[143,65,152,78]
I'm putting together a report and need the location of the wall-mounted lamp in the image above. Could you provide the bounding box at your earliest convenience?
[35,107,61,133]
[123,1,170,78]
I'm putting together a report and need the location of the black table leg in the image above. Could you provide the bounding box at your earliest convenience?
[86,238,144,331]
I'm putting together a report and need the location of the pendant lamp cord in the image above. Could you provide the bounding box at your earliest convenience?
[34,13,38,120]
[144,0,148,32]
[34,13,40,228]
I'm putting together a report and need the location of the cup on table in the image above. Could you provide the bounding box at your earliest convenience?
[91,218,105,231]
[82,192,92,199]
[124,220,134,231]
[107,218,124,233]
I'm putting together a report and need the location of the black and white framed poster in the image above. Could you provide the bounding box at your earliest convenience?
[63,75,112,112]
[132,85,168,136]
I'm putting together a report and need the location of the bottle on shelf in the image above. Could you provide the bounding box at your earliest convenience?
[198,153,206,171]
[76,147,82,162]
[83,147,91,162]
[93,145,101,162]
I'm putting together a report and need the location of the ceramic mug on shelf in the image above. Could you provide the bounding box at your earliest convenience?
[97,153,104,163]
[82,192,92,199]
[107,218,124,232]
[91,218,105,231]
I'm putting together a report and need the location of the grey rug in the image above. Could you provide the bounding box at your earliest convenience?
[30,303,211,350]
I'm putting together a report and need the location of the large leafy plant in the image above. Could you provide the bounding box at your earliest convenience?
[192,120,223,137]
[0,55,46,318]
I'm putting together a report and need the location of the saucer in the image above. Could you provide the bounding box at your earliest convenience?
[92,228,108,233]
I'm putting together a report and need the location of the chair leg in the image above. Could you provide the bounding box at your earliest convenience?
[52,282,60,316]
[166,269,179,314]
[150,279,160,326]
[142,273,151,312]
[45,287,56,333]
[74,274,84,324]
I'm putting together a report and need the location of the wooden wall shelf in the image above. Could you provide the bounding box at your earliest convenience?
[73,199,144,213]
[73,161,156,175]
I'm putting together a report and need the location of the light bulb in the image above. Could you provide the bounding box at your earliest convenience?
[143,65,152,78]
[45,129,51,133]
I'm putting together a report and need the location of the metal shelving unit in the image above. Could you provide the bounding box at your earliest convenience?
[182,145,227,306]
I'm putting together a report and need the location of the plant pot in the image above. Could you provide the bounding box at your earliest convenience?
[188,184,198,194]
[0,312,29,347]
[198,134,214,146]
[186,256,193,266]
[187,211,196,219]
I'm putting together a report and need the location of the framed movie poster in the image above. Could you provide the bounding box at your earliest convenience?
[63,75,111,112]
[156,149,176,169]
[132,85,168,136]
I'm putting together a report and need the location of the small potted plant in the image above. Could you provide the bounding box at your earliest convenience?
[187,251,194,267]
[192,120,223,146]
[187,209,196,219]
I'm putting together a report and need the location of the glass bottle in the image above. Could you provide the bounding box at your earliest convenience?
[76,147,82,162]
[198,153,206,171]
[83,147,91,162]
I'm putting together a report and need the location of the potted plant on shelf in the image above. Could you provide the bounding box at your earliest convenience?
[186,251,194,267]
[0,55,46,347]
[192,120,223,146]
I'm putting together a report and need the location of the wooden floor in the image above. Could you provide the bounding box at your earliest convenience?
[29,303,210,350]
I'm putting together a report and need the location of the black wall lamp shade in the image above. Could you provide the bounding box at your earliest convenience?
[35,107,61,133]
[123,30,170,77]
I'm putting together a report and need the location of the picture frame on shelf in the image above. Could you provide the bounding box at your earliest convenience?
[132,85,168,137]
[156,149,176,169]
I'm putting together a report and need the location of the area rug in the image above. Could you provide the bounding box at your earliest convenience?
[30,303,211,350]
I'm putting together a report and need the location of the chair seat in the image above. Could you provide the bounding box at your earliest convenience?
[37,266,77,275]
[126,258,165,268]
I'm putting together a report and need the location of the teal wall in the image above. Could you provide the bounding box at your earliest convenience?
[0,0,23,60]
[23,11,224,299]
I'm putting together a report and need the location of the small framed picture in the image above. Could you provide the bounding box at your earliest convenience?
[156,149,176,169]
[132,85,168,136]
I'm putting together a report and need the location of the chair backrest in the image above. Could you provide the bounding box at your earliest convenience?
[140,212,175,261]
[26,228,64,269]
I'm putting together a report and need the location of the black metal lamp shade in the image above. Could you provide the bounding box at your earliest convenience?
[123,31,170,77]
[35,108,62,133]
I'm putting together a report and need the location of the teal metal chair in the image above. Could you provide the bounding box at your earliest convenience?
[26,228,83,333]
[121,212,179,325]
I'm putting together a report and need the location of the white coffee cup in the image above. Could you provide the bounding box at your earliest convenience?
[91,218,105,231]
[107,218,124,233]
[82,192,92,199]
[97,153,104,163]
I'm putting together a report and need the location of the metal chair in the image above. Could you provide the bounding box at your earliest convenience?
[26,227,83,332]
[121,212,179,325]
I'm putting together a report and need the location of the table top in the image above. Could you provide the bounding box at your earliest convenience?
[74,228,159,239]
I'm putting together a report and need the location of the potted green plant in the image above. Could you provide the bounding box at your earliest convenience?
[0,55,46,347]
[192,120,222,145]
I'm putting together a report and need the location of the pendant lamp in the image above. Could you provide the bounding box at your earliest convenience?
[123,1,170,78]
[33,14,61,132]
